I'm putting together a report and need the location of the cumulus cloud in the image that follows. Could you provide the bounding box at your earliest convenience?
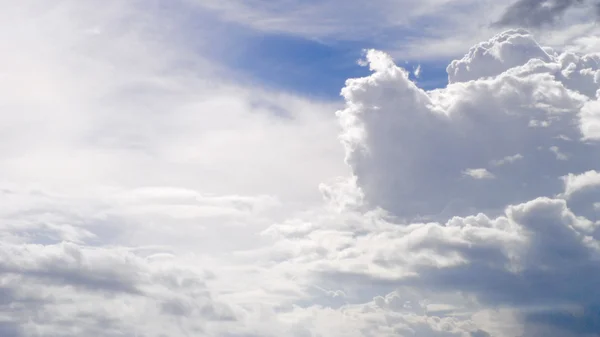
[561,170,600,197]
[264,196,600,336]
[339,29,600,221]
[260,28,600,337]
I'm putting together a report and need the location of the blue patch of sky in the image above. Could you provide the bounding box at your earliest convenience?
[403,60,449,91]
[217,31,451,98]
[150,0,450,99]
[222,33,373,99]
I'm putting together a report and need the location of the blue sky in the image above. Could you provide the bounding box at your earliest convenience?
[218,27,452,98]
[224,34,373,98]
[223,33,451,97]
[161,0,454,98]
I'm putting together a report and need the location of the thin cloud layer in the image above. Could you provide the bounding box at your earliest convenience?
[493,0,589,28]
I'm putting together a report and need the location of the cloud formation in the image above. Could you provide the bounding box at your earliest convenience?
[6,2,600,337]
[339,29,600,221]
[494,0,594,28]
[266,28,600,337]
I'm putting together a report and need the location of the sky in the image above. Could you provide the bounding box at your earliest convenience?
[5,0,600,336]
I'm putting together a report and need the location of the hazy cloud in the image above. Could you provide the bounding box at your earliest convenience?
[494,0,590,28]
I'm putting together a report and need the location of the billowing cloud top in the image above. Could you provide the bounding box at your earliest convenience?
[314,29,600,337]
[339,29,600,222]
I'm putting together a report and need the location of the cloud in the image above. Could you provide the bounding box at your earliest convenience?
[338,29,600,221]
[0,242,239,337]
[414,64,422,79]
[264,196,600,336]
[6,1,600,337]
[493,0,589,28]
[191,0,472,40]
[0,1,346,335]
[257,28,600,337]
[187,0,600,66]
[190,0,515,62]
[446,29,554,83]
[491,153,524,166]
[561,170,600,197]
[463,168,496,180]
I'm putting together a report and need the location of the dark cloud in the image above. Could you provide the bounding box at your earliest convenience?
[493,0,590,28]
[525,306,600,337]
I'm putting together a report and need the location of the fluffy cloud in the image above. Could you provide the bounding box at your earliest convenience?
[314,27,600,332]
[263,29,600,337]
[264,196,600,336]
[339,29,600,221]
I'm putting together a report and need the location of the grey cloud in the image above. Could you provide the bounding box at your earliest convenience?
[268,196,600,336]
[0,241,239,336]
[401,199,600,306]
[0,243,144,295]
[525,306,600,337]
[493,0,589,28]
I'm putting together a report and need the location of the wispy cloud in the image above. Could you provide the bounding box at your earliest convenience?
[463,168,496,179]
[493,0,596,28]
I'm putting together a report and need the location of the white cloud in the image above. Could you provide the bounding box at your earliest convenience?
[447,29,553,83]
[337,30,600,220]
[414,64,422,79]
[580,98,600,140]
[490,153,523,166]
[190,0,600,61]
[170,0,600,67]
[561,170,600,198]
[0,2,347,335]
[549,145,569,160]
[329,28,600,337]
[463,168,496,180]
